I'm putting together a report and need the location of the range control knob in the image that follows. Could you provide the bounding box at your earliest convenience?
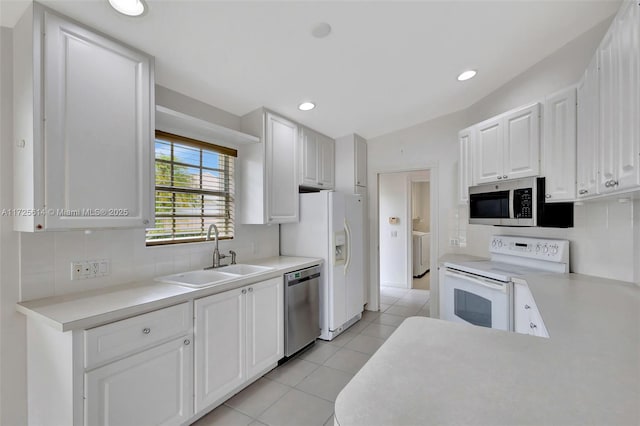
[491,240,497,248]
[551,246,559,255]
[535,244,541,253]
[497,240,503,248]
[542,245,549,254]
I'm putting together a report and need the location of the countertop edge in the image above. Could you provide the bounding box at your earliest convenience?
[17,256,323,331]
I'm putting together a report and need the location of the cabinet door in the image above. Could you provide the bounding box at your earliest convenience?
[542,88,577,202]
[355,137,367,187]
[614,0,640,190]
[513,283,533,335]
[194,289,245,412]
[317,134,335,189]
[458,128,472,204]
[474,117,504,184]
[246,278,284,379]
[43,11,153,230]
[577,55,600,198]
[503,103,540,180]
[599,26,617,193]
[266,113,298,223]
[85,337,193,426]
[300,128,319,187]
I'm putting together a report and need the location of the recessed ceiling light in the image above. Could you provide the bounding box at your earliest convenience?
[108,0,146,17]
[457,70,477,81]
[298,102,316,111]
[312,23,332,39]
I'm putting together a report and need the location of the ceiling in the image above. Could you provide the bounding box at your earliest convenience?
[1,0,620,139]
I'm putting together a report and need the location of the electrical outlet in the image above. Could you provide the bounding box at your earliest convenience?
[70,259,110,280]
[449,238,460,247]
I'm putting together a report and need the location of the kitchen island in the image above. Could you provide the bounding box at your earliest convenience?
[335,272,640,426]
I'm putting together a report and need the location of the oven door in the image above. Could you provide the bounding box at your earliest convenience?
[440,269,512,331]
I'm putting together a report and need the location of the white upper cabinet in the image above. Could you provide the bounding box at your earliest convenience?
[355,136,367,187]
[458,127,473,204]
[13,5,154,231]
[474,117,503,184]
[598,0,640,194]
[503,104,541,180]
[473,103,541,185]
[300,127,335,189]
[239,109,298,224]
[542,87,577,202]
[577,55,600,199]
[335,134,368,193]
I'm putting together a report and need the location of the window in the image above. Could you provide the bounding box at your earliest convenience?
[146,131,236,245]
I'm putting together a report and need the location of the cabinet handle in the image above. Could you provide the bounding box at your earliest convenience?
[242,289,247,294]
[184,339,191,346]
[357,181,360,185]
[318,182,324,186]
[248,287,253,293]
[524,304,531,310]
[142,328,151,334]
[497,176,502,180]
[545,194,551,199]
[578,189,588,195]
[610,180,618,187]
[143,219,149,225]
[530,322,537,329]
[503,175,507,179]
[605,181,611,188]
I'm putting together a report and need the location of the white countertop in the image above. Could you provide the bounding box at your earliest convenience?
[16,256,322,332]
[335,260,640,426]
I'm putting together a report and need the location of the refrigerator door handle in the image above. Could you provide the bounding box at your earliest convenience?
[344,219,352,275]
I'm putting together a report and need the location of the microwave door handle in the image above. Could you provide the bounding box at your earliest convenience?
[445,271,507,292]
[509,189,515,219]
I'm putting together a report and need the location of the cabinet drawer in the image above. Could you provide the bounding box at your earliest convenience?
[85,302,191,369]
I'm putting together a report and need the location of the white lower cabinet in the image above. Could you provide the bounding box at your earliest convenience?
[513,281,549,338]
[85,337,193,426]
[194,277,284,414]
[25,278,285,426]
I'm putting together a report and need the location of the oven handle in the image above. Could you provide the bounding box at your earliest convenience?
[445,270,508,293]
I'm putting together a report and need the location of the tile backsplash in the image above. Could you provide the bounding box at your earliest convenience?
[453,197,638,284]
[19,225,279,301]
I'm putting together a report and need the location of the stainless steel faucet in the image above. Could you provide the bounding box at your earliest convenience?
[205,224,225,268]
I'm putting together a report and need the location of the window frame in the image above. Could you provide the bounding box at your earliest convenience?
[146,130,237,246]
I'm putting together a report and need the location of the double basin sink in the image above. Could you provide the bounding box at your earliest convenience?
[156,264,274,288]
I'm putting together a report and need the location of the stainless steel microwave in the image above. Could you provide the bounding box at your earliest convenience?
[468,177,573,227]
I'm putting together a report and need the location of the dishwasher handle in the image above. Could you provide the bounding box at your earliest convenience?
[287,272,321,287]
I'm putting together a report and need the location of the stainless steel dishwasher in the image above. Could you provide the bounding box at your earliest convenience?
[284,265,321,357]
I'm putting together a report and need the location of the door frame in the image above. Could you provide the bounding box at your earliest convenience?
[368,164,439,312]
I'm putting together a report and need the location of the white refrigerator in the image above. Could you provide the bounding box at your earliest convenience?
[280,191,365,341]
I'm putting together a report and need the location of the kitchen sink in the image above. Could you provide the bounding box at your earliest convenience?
[155,264,274,288]
[216,264,274,276]
[155,270,240,288]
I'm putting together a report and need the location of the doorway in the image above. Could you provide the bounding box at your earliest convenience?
[410,174,431,290]
[377,169,433,291]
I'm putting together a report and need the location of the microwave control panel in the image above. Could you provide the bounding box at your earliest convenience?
[513,188,533,219]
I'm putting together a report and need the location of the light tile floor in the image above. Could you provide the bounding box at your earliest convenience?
[192,286,430,426]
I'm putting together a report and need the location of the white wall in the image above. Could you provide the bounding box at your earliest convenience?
[411,180,430,233]
[379,173,410,288]
[367,110,466,306]
[0,25,27,426]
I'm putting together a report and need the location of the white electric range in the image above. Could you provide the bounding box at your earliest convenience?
[440,236,569,331]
